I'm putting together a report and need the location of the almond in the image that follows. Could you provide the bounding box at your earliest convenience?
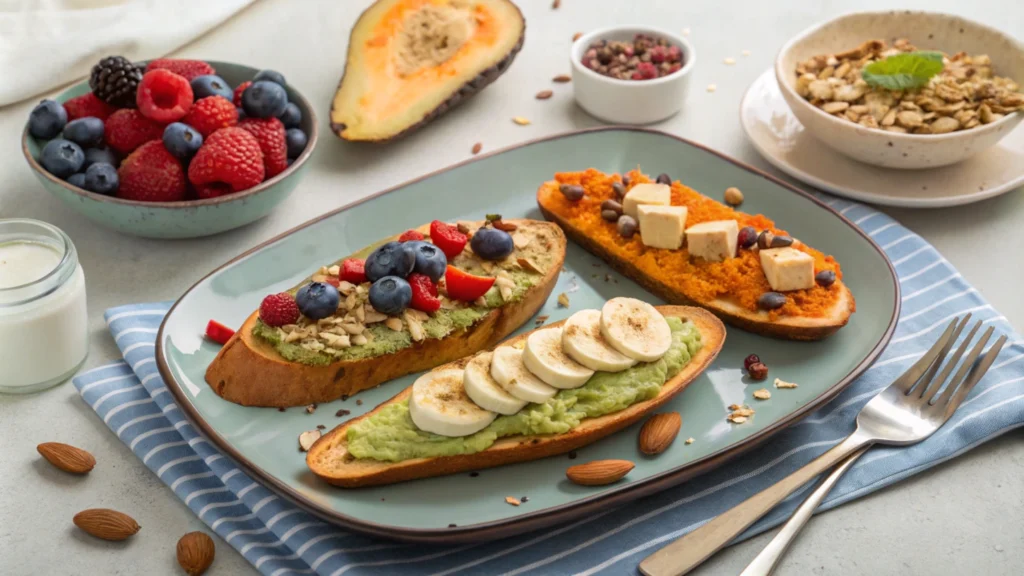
[638,412,682,455]
[177,531,215,576]
[566,459,634,486]
[37,442,96,474]
[73,508,140,541]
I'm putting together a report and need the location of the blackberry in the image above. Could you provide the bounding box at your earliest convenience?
[90,56,143,108]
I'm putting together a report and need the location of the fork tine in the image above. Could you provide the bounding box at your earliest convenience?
[893,316,965,394]
[937,334,1006,416]
[920,320,981,402]
[928,326,994,408]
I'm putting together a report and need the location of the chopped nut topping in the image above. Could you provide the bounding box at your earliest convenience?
[557,292,570,308]
[685,437,695,444]
[505,496,521,506]
[774,378,799,389]
[723,57,736,65]
[706,84,717,92]
[305,404,317,414]
[403,310,426,342]
[512,116,531,126]
[753,388,771,400]
[298,430,321,452]
[727,405,755,423]
[385,317,404,332]
[471,142,483,155]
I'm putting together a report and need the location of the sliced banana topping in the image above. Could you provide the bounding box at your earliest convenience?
[463,352,528,415]
[600,297,672,362]
[408,369,496,437]
[490,346,558,404]
[562,309,638,372]
[522,327,595,389]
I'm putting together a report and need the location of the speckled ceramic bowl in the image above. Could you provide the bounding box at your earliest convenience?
[775,11,1024,169]
[22,61,318,239]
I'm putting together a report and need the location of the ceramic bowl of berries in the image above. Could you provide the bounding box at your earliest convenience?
[22,56,318,239]
[570,26,695,125]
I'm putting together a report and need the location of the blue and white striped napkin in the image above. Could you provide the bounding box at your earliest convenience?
[74,197,1024,576]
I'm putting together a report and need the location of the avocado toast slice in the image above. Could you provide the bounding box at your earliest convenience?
[306,306,725,488]
[205,219,566,408]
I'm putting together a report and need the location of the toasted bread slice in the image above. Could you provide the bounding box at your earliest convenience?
[537,182,853,341]
[205,220,566,407]
[306,306,725,488]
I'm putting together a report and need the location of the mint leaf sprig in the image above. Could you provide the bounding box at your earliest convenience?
[861,51,945,91]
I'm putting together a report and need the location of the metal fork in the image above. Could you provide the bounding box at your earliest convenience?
[639,315,1007,576]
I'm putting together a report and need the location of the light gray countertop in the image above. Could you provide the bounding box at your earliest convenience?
[2,0,1022,574]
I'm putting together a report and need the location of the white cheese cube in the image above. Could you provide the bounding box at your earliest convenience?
[622,183,671,219]
[759,247,815,291]
[638,205,688,250]
[685,220,739,262]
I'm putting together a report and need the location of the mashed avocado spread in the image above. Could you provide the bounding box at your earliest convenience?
[346,317,701,462]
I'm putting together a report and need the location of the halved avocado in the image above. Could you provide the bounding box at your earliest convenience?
[331,0,525,142]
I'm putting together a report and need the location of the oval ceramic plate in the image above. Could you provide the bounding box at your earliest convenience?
[157,127,898,543]
[741,69,1024,208]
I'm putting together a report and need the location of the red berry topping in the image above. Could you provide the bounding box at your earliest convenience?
[146,58,215,81]
[233,81,251,107]
[238,117,288,178]
[188,127,264,197]
[429,220,468,259]
[104,109,164,154]
[636,62,658,80]
[444,266,495,301]
[117,140,186,202]
[63,93,116,121]
[341,259,367,284]
[182,96,238,138]
[408,273,441,313]
[259,293,300,327]
[136,69,193,122]
[205,320,235,345]
[398,229,425,242]
[743,354,761,372]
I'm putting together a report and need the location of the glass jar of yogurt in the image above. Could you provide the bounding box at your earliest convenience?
[0,219,88,393]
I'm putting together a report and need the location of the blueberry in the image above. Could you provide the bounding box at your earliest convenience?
[39,139,84,179]
[83,147,118,169]
[369,276,412,315]
[83,163,119,195]
[470,227,514,261]
[758,292,787,311]
[67,173,86,188]
[62,117,105,147]
[254,69,287,86]
[162,122,203,159]
[406,241,447,282]
[285,128,307,159]
[190,74,234,100]
[365,241,416,282]
[27,99,67,139]
[296,282,340,320]
[278,102,302,128]
[241,80,288,118]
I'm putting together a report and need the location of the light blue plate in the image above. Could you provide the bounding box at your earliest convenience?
[157,127,898,542]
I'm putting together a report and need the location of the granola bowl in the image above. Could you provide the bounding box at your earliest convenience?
[775,10,1024,169]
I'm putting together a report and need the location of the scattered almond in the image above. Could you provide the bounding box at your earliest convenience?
[517,257,543,274]
[177,531,215,576]
[553,74,572,83]
[567,459,635,486]
[557,292,570,308]
[73,509,140,541]
[685,437,695,445]
[471,142,482,155]
[707,84,717,92]
[536,90,554,100]
[505,496,521,506]
[493,219,518,232]
[753,388,771,400]
[298,429,321,452]
[534,315,550,326]
[512,116,531,126]
[305,403,316,414]
[638,412,682,455]
[37,442,96,474]
[457,222,472,234]
[774,378,799,389]
[572,33,583,42]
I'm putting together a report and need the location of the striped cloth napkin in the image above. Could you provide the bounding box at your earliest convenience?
[73,197,1024,576]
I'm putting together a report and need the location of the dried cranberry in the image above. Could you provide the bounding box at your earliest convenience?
[743,354,761,372]
[748,362,769,381]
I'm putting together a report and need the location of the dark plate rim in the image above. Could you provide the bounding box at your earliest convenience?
[156,126,901,544]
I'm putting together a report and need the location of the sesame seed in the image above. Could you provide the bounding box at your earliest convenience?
[707,84,717,92]
[724,57,736,65]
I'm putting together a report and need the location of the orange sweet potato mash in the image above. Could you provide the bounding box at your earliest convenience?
[541,169,848,319]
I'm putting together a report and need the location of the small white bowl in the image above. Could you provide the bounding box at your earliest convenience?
[775,10,1024,170]
[571,26,695,125]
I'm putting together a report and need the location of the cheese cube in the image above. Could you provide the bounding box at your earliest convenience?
[638,205,688,249]
[622,183,671,219]
[759,247,815,291]
[685,220,739,262]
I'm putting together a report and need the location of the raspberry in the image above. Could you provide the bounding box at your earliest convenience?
[429,220,468,259]
[136,69,193,122]
[183,96,237,137]
[398,230,425,242]
[63,93,116,121]
[188,127,264,197]
[233,81,251,107]
[341,259,367,284]
[408,274,440,313]
[238,117,288,178]
[104,109,164,154]
[259,293,300,327]
[146,58,216,81]
[117,140,186,202]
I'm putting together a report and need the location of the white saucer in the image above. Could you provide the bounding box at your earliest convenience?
[740,69,1024,208]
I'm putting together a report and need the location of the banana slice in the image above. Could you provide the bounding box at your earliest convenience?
[490,346,558,404]
[600,297,672,362]
[522,327,595,389]
[408,369,496,437]
[463,352,528,415]
[562,309,638,372]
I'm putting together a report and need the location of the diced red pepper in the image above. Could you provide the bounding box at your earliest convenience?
[429,220,468,259]
[444,266,496,302]
[205,320,235,345]
[408,273,441,312]
[398,229,425,242]
[341,258,367,284]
